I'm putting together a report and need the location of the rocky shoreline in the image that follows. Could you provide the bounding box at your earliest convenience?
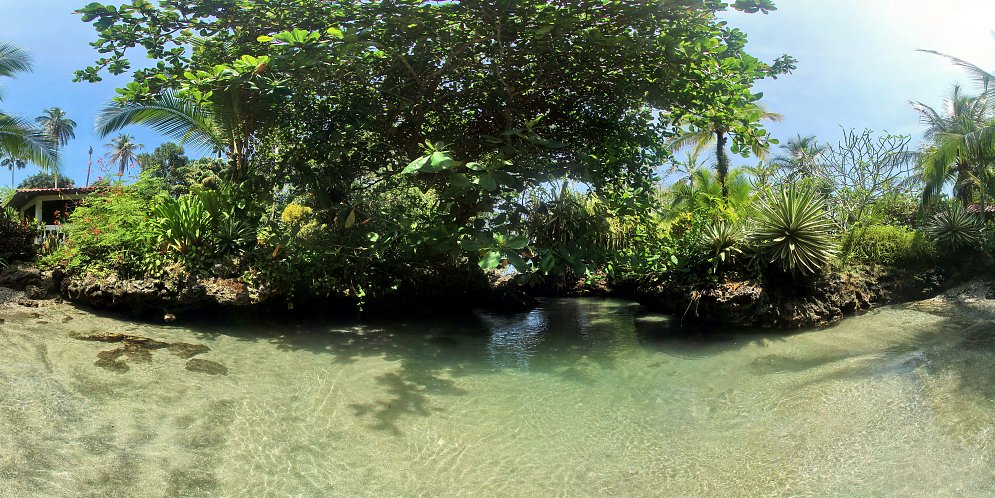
[0,259,990,329]
[630,267,954,329]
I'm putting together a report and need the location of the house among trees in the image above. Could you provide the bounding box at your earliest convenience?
[4,187,95,235]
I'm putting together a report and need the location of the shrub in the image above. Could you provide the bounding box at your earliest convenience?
[0,207,35,264]
[150,194,214,271]
[926,204,980,251]
[751,185,836,276]
[840,225,935,267]
[281,204,313,224]
[47,179,161,277]
[699,221,743,272]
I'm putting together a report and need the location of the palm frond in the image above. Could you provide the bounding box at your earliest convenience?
[919,49,995,94]
[0,113,56,169]
[95,91,225,153]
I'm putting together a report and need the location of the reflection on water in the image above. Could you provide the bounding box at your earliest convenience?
[0,297,992,496]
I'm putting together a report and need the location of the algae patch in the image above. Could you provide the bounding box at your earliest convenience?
[70,330,224,374]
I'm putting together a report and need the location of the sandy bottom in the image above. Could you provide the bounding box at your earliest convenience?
[0,290,992,496]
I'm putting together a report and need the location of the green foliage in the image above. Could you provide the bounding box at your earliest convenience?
[699,221,744,273]
[0,41,57,170]
[18,172,74,189]
[840,225,935,267]
[926,204,981,250]
[671,167,754,221]
[137,142,189,193]
[752,185,836,276]
[150,194,213,270]
[47,181,157,277]
[66,0,804,307]
[280,204,313,224]
[519,182,616,276]
[0,206,34,263]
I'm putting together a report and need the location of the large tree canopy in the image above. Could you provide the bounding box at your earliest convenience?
[76,0,793,265]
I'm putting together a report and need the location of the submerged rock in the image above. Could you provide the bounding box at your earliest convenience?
[185,359,228,376]
[169,343,211,359]
[71,331,211,373]
[95,349,130,373]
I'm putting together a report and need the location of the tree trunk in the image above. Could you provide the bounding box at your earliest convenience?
[980,166,988,223]
[715,130,729,198]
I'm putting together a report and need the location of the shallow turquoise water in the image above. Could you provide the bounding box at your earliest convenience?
[0,297,992,496]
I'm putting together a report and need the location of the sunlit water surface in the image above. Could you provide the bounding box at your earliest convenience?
[0,297,992,496]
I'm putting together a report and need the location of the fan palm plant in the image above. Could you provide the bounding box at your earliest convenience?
[0,42,55,170]
[910,83,991,207]
[770,134,828,182]
[105,134,144,176]
[35,107,76,188]
[672,166,752,219]
[1,151,26,188]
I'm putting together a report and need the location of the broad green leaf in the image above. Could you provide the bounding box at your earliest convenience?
[503,235,528,250]
[401,155,431,174]
[459,239,485,251]
[426,151,458,172]
[478,250,502,270]
[507,253,529,272]
[479,173,497,191]
[344,209,356,228]
[448,172,470,188]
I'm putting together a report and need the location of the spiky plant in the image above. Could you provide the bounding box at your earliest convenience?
[751,185,836,276]
[700,221,743,270]
[926,204,980,250]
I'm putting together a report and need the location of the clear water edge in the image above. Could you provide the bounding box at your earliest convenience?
[0,296,991,496]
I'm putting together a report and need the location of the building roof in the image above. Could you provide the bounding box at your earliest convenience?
[5,187,97,211]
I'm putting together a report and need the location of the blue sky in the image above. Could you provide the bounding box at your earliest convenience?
[0,0,163,188]
[724,0,995,166]
[1,1,995,188]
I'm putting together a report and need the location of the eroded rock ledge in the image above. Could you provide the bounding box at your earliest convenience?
[61,273,253,314]
[632,268,949,329]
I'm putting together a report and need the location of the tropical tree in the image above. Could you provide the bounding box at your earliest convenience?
[671,104,783,197]
[770,134,827,182]
[0,42,55,169]
[910,83,990,207]
[1,151,26,188]
[35,107,77,188]
[18,172,73,189]
[105,134,143,176]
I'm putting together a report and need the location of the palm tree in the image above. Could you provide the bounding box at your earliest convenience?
[95,87,274,182]
[35,107,77,188]
[910,83,990,207]
[105,134,144,176]
[670,104,783,197]
[1,151,26,188]
[0,42,55,170]
[672,166,753,219]
[770,134,828,182]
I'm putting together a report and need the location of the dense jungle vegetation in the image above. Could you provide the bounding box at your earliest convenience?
[3,0,995,315]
